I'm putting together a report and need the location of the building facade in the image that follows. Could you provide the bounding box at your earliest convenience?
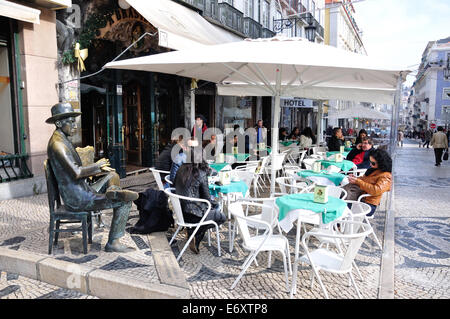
[323,0,367,132]
[411,37,450,132]
[0,0,72,199]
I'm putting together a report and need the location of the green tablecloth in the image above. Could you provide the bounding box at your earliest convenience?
[320,159,355,172]
[281,141,297,147]
[209,181,249,197]
[298,170,346,186]
[276,193,346,224]
[345,147,353,152]
[326,151,349,158]
[209,163,229,172]
[224,153,251,162]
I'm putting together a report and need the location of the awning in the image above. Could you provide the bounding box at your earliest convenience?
[125,0,242,50]
[0,0,41,24]
[325,104,391,120]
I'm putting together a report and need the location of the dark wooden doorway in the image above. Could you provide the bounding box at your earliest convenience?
[123,83,142,166]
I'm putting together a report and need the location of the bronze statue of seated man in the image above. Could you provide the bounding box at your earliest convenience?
[46,102,138,253]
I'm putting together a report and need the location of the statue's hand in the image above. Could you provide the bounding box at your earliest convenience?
[96,158,110,169]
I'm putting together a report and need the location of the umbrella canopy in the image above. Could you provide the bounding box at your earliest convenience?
[104,36,409,194]
[325,104,391,120]
[105,36,408,104]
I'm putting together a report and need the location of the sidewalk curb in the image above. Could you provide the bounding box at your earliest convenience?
[378,160,396,299]
[0,232,190,299]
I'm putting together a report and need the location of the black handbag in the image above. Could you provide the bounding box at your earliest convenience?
[443,149,449,161]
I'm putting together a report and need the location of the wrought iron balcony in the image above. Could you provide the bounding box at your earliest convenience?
[218,2,244,34]
[0,153,33,183]
[243,17,262,39]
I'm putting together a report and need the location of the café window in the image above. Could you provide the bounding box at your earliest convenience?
[223,96,255,134]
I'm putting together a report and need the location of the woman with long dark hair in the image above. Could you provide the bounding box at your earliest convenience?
[354,129,368,146]
[174,149,226,254]
[347,148,392,216]
[289,127,301,140]
[299,127,314,149]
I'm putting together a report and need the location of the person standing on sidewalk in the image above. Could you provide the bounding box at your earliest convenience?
[422,129,432,148]
[397,130,404,147]
[430,126,449,166]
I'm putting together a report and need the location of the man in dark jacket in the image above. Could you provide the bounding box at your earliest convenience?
[327,127,345,151]
[346,137,375,169]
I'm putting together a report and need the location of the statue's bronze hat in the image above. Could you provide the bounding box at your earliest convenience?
[45,102,81,124]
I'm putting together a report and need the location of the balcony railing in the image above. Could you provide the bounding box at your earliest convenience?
[218,2,244,34]
[243,17,262,39]
[0,154,33,183]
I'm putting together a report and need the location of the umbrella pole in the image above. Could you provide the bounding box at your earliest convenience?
[271,93,280,196]
[271,66,282,196]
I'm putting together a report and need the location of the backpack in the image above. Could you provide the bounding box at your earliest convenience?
[131,188,174,234]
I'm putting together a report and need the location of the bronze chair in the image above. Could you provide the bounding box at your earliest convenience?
[44,159,92,254]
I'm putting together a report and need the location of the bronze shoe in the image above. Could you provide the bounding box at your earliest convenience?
[106,189,139,202]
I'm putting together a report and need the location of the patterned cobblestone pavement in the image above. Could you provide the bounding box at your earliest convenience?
[393,139,450,299]
[2,140,448,300]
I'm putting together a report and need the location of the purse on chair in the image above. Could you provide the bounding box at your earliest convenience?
[342,183,364,201]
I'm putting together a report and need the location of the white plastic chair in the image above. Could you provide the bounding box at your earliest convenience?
[164,188,221,261]
[150,168,170,191]
[164,174,173,185]
[356,194,383,249]
[343,167,367,177]
[264,153,288,184]
[312,146,327,155]
[253,156,271,195]
[275,176,314,195]
[290,220,372,299]
[231,170,255,198]
[229,201,291,292]
[327,185,348,200]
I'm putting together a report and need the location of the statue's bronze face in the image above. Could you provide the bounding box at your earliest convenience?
[56,117,77,137]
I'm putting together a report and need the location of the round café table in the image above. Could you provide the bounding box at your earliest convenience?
[320,159,355,172]
[297,170,348,187]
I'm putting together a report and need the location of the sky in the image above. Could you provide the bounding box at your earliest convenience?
[352,0,450,87]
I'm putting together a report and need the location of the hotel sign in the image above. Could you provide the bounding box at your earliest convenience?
[281,97,313,108]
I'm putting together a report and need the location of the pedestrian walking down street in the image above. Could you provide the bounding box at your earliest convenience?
[397,130,404,147]
[422,129,432,148]
[430,126,449,166]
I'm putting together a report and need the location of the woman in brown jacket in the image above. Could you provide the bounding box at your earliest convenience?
[347,149,392,216]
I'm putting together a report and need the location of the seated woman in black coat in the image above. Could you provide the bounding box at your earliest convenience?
[174,154,226,254]
[327,127,345,151]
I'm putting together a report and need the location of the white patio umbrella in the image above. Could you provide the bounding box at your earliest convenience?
[104,36,409,194]
[325,104,391,120]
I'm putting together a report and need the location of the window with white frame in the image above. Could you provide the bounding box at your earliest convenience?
[244,0,254,19]
[262,0,270,28]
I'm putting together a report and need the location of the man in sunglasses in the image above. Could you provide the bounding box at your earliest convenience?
[346,136,376,169]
